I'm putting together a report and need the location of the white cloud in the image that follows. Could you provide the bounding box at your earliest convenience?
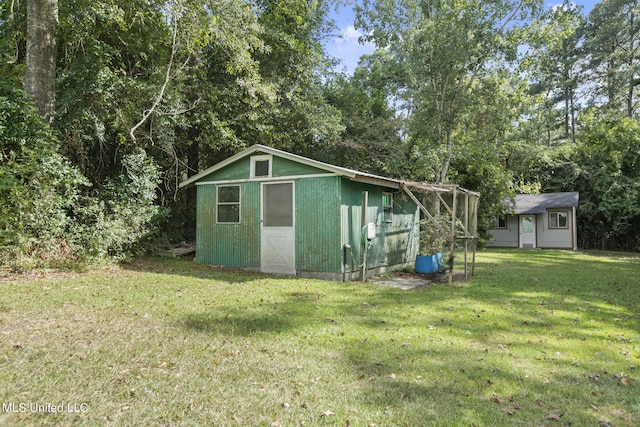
[336,25,363,44]
[326,23,376,74]
[333,25,375,51]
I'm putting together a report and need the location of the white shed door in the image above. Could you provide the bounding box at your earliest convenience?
[261,182,295,274]
[519,215,536,248]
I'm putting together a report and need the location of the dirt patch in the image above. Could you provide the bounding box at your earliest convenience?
[374,270,466,290]
[0,264,121,284]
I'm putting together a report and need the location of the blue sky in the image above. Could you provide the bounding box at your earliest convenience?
[325,0,599,75]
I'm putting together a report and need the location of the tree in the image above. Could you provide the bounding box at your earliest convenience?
[24,0,57,121]
[582,0,640,117]
[573,110,640,250]
[526,1,584,144]
[357,0,542,183]
[249,0,343,156]
[322,51,404,176]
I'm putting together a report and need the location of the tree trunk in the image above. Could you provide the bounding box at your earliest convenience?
[606,55,617,111]
[564,94,570,140]
[438,130,453,184]
[24,0,58,123]
[626,10,636,118]
[570,92,576,143]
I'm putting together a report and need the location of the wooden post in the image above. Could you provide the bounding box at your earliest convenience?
[464,193,469,281]
[472,196,479,277]
[449,187,457,285]
[401,184,447,235]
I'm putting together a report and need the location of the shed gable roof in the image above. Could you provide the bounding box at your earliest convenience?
[179,144,403,189]
[506,192,579,215]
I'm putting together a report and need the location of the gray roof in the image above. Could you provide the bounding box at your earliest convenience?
[506,192,579,215]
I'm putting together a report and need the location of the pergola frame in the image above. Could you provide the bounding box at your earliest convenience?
[401,182,480,283]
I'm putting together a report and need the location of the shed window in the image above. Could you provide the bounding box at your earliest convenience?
[549,211,568,229]
[217,185,240,223]
[251,155,272,178]
[496,215,507,229]
[382,192,393,223]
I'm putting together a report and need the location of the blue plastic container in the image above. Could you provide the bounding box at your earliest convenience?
[416,254,439,273]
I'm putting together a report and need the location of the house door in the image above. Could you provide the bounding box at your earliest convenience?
[519,215,536,249]
[261,182,295,274]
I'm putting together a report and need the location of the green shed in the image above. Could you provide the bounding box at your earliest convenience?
[179,145,420,280]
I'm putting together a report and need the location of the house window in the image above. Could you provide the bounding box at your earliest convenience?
[496,215,507,229]
[217,185,240,223]
[382,192,393,223]
[549,211,568,229]
[251,155,272,178]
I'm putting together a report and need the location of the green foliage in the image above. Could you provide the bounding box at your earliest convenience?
[0,83,85,266]
[0,82,163,266]
[244,0,344,155]
[70,149,163,261]
[4,0,640,263]
[0,0,27,85]
[354,0,549,245]
[322,51,403,175]
[419,214,449,254]
[573,110,640,250]
[525,0,583,144]
[582,0,640,117]
[358,0,543,183]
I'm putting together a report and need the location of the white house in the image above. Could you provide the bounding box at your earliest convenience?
[488,192,579,250]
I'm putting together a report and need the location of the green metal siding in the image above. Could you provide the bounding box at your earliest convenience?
[379,191,420,265]
[340,179,419,274]
[272,156,328,177]
[198,158,251,182]
[196,154,328,183]
[192,152,418,277]
[196,182,260,268]
[295,176,342,273]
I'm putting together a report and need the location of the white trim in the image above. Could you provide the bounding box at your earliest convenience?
[382,191,393,223]
[179,144,360,188]
[548,210,569,229]
[194,173,339,186]
[260,181,296,274]
[181,144,478,196]
[572,206,578,250]
[250,154,272,178]
[519,215,536,248]
[216,184,241,224]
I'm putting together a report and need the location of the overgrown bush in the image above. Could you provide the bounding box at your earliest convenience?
[0,84,86,267]
[0,83,165,268]
[70,149,164,261]
[574,110,640,251]
[419,213,450,255]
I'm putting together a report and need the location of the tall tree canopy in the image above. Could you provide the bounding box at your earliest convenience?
[582,0,640,117]
[526,0,584,144]
[356,0,543,184]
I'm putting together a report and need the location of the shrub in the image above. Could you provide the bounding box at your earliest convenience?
[0,84,86,268]
[70,148,164,261]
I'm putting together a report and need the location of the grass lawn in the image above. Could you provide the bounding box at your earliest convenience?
[0,249,638,426]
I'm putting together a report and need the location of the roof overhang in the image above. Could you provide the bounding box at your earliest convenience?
[179,144,361,188]
[505,192,579,215]
[179,144,480,197]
